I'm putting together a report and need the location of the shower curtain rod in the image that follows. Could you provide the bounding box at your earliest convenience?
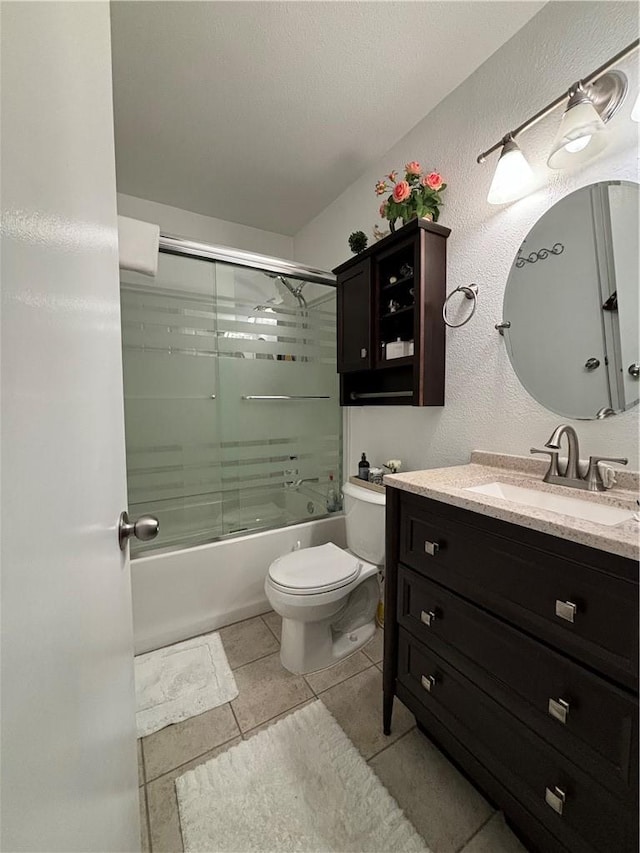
[159,233,337,287]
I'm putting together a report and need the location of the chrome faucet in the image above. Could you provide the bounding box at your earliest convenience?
[531,424,628,492]
[545,424,581,480]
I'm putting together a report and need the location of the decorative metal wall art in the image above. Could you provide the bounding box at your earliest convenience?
[516,242,565,267]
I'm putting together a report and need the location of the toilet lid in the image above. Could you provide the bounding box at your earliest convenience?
[268,543,361,593]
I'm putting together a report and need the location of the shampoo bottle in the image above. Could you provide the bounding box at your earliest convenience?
[358,453,370,481]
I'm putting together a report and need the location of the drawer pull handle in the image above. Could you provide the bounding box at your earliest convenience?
[421,674,437,692]
[420,610,437,627]
[544,786,566,816]
[548,698,570,724]
[555,600,577,623]
[424,541,440,556]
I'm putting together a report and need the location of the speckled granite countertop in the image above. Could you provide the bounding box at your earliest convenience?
[384,451,640,561]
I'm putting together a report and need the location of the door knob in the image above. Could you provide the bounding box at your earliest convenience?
[118,511,159,551]
[628,362,639,378]
[584,357,600,371]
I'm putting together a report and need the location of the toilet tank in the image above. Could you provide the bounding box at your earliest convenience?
[342,481,386,566]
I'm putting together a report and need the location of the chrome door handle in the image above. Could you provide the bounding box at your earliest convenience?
[420,610,437,627]
[118,511,159,550]
[360,348,367,358]
[555,600,577,623]
[548,698,570,724]
[584,357,600,371]
[424,541,440,556]
[629,362,640,378]
[545,786,566,816]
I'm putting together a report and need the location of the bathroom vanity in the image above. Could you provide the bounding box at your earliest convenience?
[383,452,639,853]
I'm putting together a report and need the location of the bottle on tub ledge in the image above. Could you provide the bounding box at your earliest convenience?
[326,473,340,513]
[358,452,370,481]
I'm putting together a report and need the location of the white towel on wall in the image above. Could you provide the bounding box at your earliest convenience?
[117,215,159,277]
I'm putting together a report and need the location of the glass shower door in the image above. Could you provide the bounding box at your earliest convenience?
[121,252,222,554]
[214,265,340,535]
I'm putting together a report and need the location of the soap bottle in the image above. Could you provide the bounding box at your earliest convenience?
[358,453,370,481]
[326,473,339,512]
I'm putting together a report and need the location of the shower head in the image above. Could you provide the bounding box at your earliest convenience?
[264,272,307,308]
[263,272,304,296]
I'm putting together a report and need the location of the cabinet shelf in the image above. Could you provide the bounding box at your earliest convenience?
[381,305,414,320]
[381,274,413,292]
[377,355,414,369]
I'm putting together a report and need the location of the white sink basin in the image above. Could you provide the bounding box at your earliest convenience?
[465,481,635,527]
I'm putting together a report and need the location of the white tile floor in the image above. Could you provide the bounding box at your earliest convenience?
[138,612,528,853]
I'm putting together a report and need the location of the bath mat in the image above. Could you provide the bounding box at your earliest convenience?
[135,632,238,737]
[175,700,429,852]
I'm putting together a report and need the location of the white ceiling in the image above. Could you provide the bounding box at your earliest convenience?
[110,1,545,236]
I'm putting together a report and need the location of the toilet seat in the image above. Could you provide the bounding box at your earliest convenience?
[267,542,362,595]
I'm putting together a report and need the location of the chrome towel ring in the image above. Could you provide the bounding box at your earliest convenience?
[442,284,478,328]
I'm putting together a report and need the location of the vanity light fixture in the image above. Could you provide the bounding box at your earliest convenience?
[478,39,639,203]
[547,73,626,170]
[486,136,535,204]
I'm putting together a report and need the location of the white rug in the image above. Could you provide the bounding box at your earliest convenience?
[135,632,238,737]
[176,700,429,852]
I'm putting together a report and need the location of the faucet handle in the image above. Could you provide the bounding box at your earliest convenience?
[530,447,561,480]
[584,455,628,491]
[587,455,628,468]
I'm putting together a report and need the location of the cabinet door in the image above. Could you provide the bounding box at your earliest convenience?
[337,259,372,372]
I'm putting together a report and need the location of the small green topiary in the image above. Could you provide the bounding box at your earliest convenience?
[348,231,368,254]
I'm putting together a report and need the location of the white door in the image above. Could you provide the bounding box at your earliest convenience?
[1,3,139,851]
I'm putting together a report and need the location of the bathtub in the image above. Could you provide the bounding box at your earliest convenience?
[131,512,346,654]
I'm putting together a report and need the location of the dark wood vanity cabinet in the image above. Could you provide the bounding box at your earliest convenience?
[383,488,639,853]
[333,218,450,406]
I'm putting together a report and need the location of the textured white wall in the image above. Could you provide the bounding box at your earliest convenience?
[117,192,293,258]
[294,1,640,475]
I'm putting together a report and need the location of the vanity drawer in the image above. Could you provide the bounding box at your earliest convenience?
[397,629,637,853]
[397,565,638,797]
[398,493,638,688]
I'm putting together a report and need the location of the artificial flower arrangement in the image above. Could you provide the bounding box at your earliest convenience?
[376,161,446,231]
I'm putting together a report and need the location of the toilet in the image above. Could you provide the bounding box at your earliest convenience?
[265,480,385,674]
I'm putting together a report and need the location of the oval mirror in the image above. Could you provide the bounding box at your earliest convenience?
[502,181,639,419]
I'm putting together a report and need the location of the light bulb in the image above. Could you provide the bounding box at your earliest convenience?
[564,135,592,153]
[547,92,607,169]
[487,138,535,205]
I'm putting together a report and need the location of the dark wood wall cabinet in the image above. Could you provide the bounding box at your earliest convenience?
[383,488,639,853]
[333,218,450,406]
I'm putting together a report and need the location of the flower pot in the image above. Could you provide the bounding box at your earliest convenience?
[402,212,433,225]
[389,213,433,232]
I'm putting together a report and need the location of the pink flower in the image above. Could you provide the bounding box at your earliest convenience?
[424,171,444,191]
[392,180,411,203]
[405,161,421,176]
[379,202,388,218]
[375,180,388,196]
[387,171,398,183]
